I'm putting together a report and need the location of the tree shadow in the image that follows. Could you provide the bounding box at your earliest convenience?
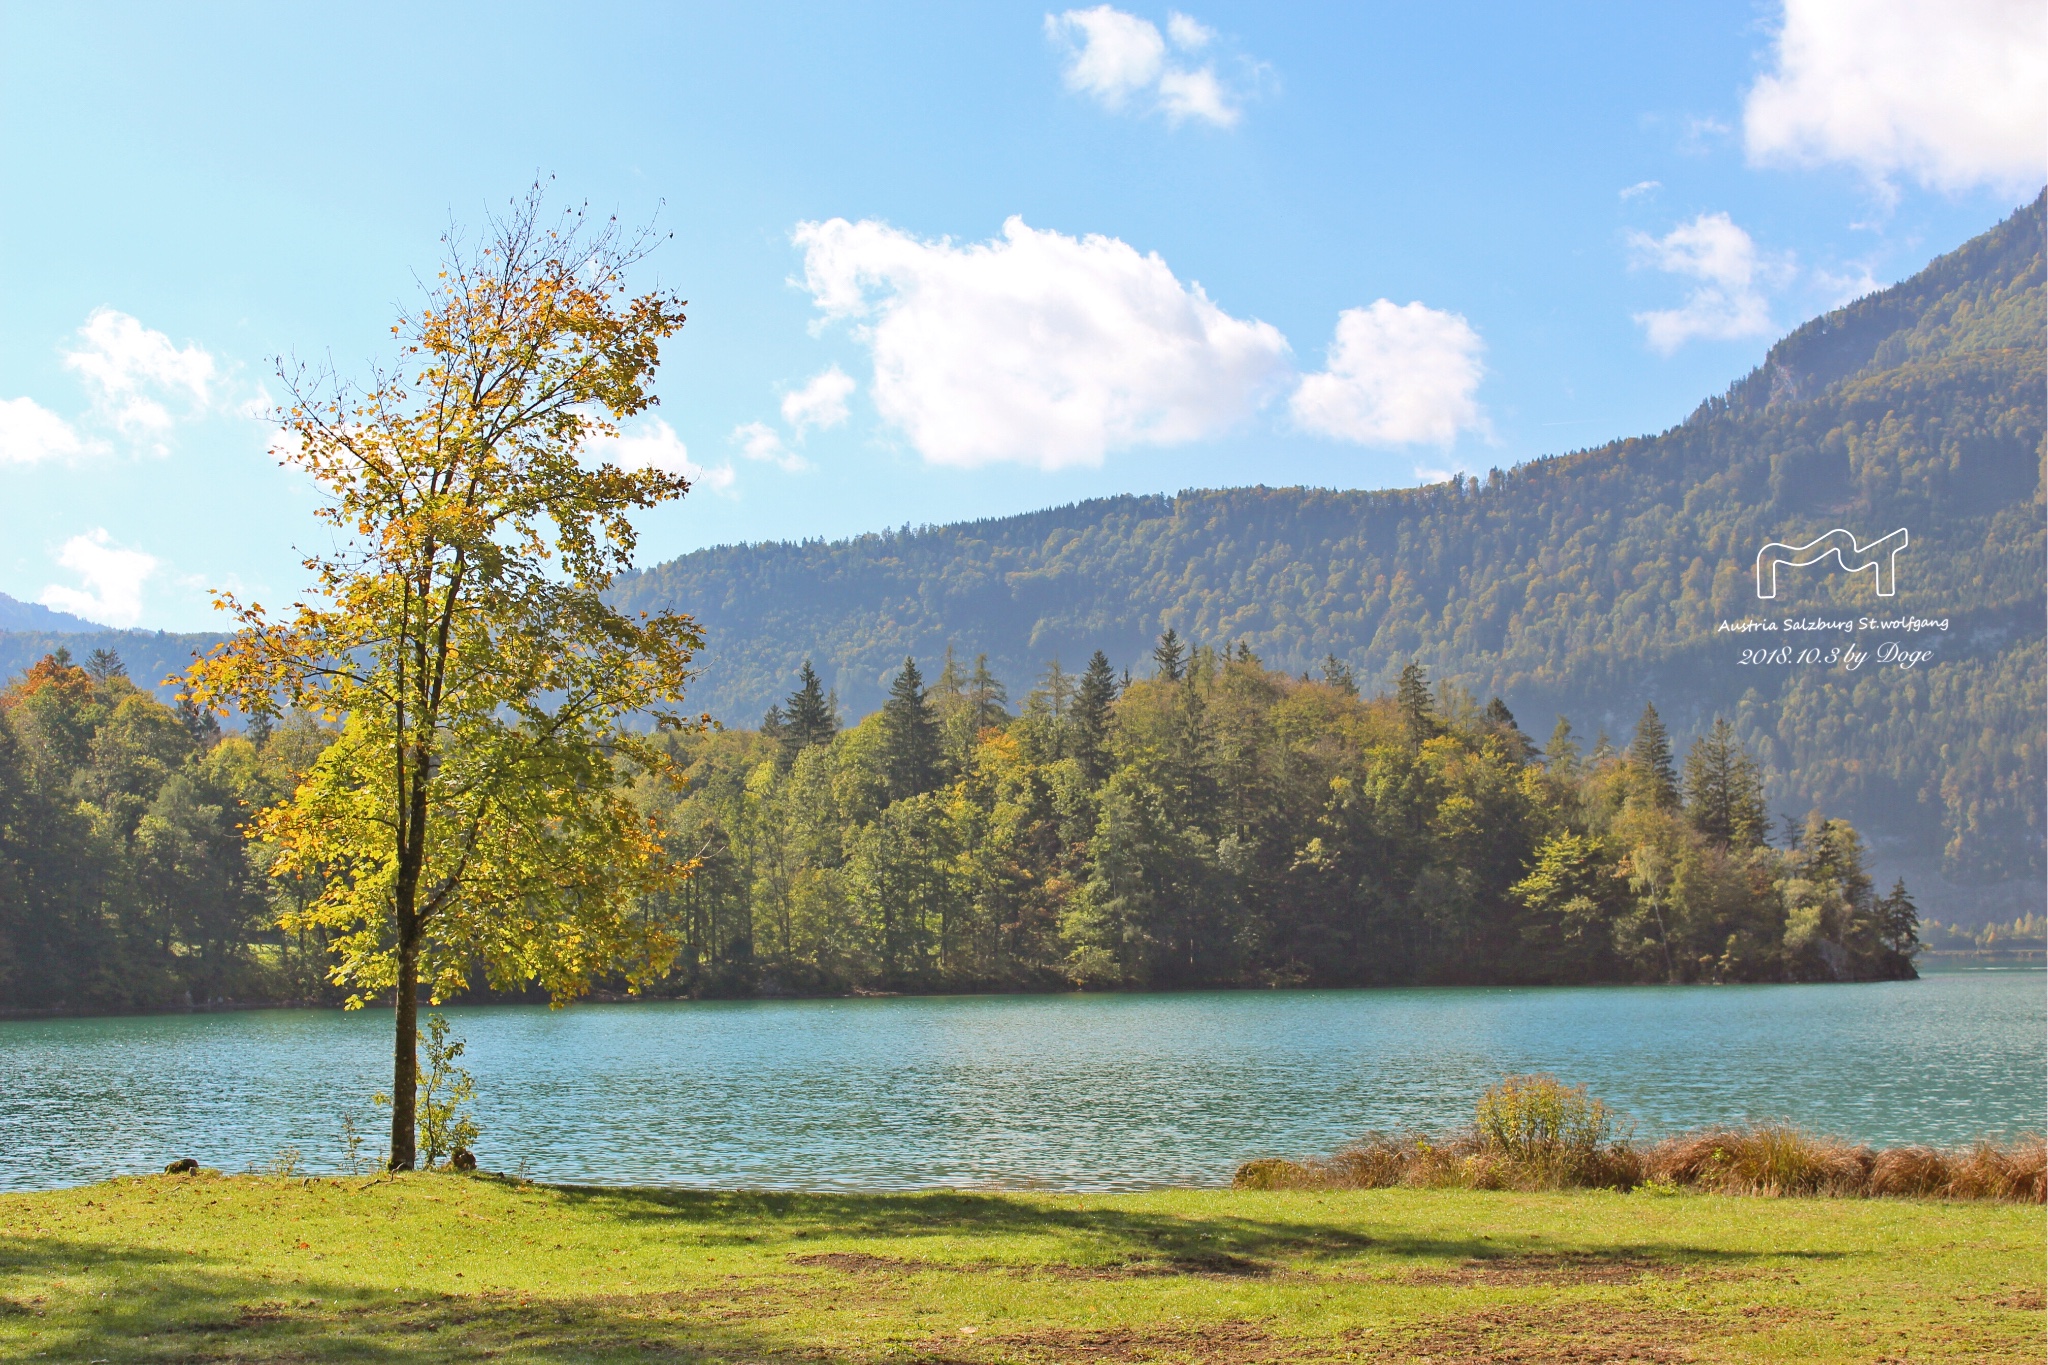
[0,1188,1847,1363]
[1,1233,892,1364]
[540,1183,1838,1274]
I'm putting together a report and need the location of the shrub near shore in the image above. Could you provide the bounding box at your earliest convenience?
[1235,1076,2048,1201]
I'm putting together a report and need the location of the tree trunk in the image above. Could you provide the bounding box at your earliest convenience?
[389,927,419,1170]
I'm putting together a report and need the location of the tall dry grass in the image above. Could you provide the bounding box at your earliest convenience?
[1233,1074,2046,1202]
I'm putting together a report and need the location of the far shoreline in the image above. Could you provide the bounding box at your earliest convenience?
[4,957,2041,1024]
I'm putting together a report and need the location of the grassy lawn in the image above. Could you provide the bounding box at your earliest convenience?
[1,1173,2040,1362]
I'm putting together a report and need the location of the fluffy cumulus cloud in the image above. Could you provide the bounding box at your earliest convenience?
[1045,6,1243,127]
[62,308,217,434]
[584,417,734,493]
[1290,301,1488,448]
[1745,0,2048,192]
[39,529,158,628]
[780,365,855,435]
[0,396,93,463]
[732,420,808,472]
[1628,213,1786,354]
[794,215,1291,469]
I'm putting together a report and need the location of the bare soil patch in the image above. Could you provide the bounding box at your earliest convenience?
[1404,1253,1708,1288]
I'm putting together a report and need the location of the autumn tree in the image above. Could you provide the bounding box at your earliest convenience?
[187,189,700,1169]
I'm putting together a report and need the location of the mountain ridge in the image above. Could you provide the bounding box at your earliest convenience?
[614,194,2046,903]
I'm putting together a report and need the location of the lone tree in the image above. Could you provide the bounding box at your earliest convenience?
[187,189,700,1170]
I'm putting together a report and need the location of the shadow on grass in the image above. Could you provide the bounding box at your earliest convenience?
[0,1233,895,1364]
[539,1183,1837,1274]
[0,1186,1847,1363]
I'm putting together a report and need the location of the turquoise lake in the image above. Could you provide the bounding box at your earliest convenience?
[3,968,2041,1193]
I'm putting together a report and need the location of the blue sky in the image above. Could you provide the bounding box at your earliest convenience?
[2,1,2041,630]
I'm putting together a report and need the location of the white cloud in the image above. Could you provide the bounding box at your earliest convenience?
[1157,66,1235,127]
[1166,12,1212,50]
[1290,301,1488,447]
[1812,263,1883,307]
[0,397,94,464]
[39,529,158,628]
[733,420,809,472]
[1627,213,1786,353]
[794,214,1290,470]
[1045,6,1242,127]
[585,417,735,493]
[780,365,855,435]
[1619,180,1661,200]
[62,308,217,434]
[1744,0,2048,192]
[1047,6,1163,109]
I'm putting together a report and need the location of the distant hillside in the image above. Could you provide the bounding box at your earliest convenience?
[615,194,2046,906]
[0,592,102,633]
[0,629,225,704]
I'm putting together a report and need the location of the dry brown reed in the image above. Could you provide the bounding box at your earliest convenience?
[1233,1076,2046,1203]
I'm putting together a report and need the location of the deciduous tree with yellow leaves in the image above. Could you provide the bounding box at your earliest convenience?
[188,188,700,1169]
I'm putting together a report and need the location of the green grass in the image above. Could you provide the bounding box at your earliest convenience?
[1,1172,2041,1362]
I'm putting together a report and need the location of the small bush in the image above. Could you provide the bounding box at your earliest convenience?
[1231,1078,2046,1203]
[1232,1158,1320,1190]
[1644,1126,1871,1197]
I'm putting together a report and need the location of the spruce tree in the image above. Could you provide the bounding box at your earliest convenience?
[1482,696,1533,760]
[1151,628,1185,682]
[880,656,941,802]
[1072,650,1117,784]
[967,653,1009,732]
[1629,703,1678,807]
[1320,653,1357,696]
[1876,878,1921,960]
[84,648,126,685]
[782,660,838,758]
[1546,716,1580,778]
[1683,716,1766,846]
[1395,660,1435,742]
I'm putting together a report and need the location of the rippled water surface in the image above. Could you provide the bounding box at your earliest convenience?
[3,970,2041,1192]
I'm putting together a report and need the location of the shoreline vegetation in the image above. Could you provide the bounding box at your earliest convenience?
[1234,1077,2047,1204]
[1,638,1924,1014]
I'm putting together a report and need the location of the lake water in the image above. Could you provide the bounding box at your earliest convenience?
[3,969,2042,1193]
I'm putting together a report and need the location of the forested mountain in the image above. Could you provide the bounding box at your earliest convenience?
[616,195,2046,904]
[0,630,220,704]
[0,593,103,633]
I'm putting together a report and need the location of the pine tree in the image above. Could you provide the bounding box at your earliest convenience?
[1151,629,1185,682]
[1482,697,1534,760]
[1876,878,1921,960]
[1395,660,1435,743]
[1683,717,1767,846]
[1320,653,1357,696]
[880,656,941,802]
[760,703,788,755]
[1072,650,1117,784]
[1630,703,1678,808]
[84,648,126,685]
[967,654,1009,732]
[782,661,838,758]
[1546,716,1580,778]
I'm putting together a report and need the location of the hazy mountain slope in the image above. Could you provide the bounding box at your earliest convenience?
[0,630,224,703]
[615,195,2045,898]
[0,592,103,633]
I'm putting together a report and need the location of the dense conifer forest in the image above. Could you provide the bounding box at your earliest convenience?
[0,639,1916,1010]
